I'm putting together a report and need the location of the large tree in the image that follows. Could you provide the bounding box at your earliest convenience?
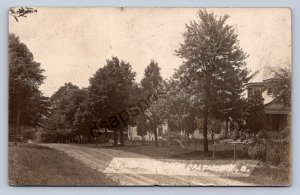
[88,57,136,146]
[140,60,166,147]
[165,80,197,139]
[175,9,249,152]
[21,89,51,128]
[9,33,46,145]
[73,95,95,140]
[136,113,150,137]
[45,83,86,142]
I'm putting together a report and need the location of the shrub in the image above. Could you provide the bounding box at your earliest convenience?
[247,141,267,161]
[266,142,290,166]
[266,145,281,166]
[247,139,290,166]
[18,143,50,149]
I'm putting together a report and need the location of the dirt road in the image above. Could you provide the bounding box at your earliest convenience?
[43,144,254,186]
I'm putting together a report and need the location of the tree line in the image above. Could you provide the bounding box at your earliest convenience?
[9,9,291,152]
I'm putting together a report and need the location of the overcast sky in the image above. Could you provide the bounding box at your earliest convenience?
[9,8,291,97]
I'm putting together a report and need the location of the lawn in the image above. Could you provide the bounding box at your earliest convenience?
[80,142,249,160]
[9,143,117,186]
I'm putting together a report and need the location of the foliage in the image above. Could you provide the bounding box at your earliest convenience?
[266,142,290,166]
[247,141,267,161]
[247,128,290,166]
[9,7,37,22]
[165,79,197,137]
[245,92,265,134]
[207,118,223,140]
[279,126,290,141]
[9,33,45,113]
[23,128,37,141]
[248,139,290,166]
[9,33,46,143]
[140,60,166,146]
[136,113,149,136]
[268,68,291,108]
[73,97,95,138]
[45,83,86,142]
[175,9,249,152]
[128,83,148,136]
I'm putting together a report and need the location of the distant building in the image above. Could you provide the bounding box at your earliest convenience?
[127,122,220,141]
[245,66,290,136]
[127,122,168,141]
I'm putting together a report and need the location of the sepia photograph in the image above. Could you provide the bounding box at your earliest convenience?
[8,7,291,186]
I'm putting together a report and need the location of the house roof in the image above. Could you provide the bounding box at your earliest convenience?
[248,66,281,84]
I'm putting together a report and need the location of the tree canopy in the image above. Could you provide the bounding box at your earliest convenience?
[140,60,166,146]
[268,68,291,108]
[88,56,136,145]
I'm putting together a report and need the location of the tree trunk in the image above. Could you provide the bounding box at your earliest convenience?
[15,108,21,146]
[113,129,117,146]
[154,125,158,147]
[120,127,124,146]
[225,120,229,138]
[21,125,24,143]
[203,108,208,153]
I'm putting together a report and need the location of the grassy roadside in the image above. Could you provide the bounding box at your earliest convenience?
[225,163,291,186]
[9,143,117,186]
[80,144,291,186]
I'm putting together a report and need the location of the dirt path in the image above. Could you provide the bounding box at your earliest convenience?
[42,143,254,186]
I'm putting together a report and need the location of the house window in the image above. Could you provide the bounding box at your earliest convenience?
[255,87,261,93]
[158,126,163,136]
[248,87,253,98]
[268,87,273,95]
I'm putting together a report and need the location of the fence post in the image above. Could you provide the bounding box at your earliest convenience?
[95,137,98,147]
[234,144,236,162]
[212,141,216,158]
